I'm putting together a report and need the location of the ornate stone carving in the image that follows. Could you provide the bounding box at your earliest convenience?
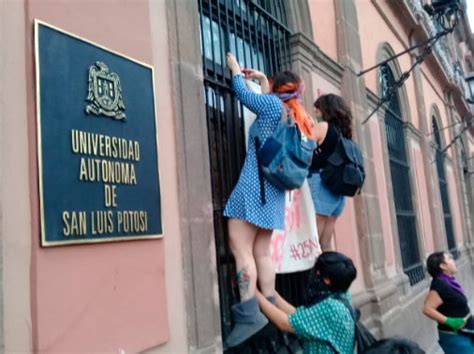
[85,61,126,120]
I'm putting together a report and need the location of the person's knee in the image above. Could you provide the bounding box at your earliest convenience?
[229,241,253,262]
[253,242,271,259]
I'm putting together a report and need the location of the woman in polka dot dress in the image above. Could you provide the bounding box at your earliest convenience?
[224,53,316,348]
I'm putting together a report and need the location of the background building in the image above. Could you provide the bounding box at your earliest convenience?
[0,0,473,353]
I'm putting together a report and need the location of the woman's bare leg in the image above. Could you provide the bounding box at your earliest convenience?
[253,228,275,297]
[225,219,268,348]
[228,218,259,300]
[317,214,335,251]
[323,216,337,250]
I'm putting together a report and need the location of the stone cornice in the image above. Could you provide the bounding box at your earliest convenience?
[290,32,344,88]
[367,89,379,112]
[404,1,454,78]
[404,121,423,141]
[390,1,472,121]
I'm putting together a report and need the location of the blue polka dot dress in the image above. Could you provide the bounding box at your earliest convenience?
[223,74,285,230]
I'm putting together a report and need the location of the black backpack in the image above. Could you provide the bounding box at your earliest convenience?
[319,132,365,197]
[335,296,425,354]
[334,295,376,353]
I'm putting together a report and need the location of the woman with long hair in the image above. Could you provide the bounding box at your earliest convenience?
[223,53,315,348]
[423,252,474,353]
[309,94,353,251]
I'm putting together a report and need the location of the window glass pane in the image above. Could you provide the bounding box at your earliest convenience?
[202,16,224,65]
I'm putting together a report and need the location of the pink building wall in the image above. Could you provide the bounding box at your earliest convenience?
[421,71,455,158]
[412,146,435,255]
[334,198,365,292]
[2,1,471,352]
[356,1,420,129]
[1,3,33,352]
[22,1,185,352]
[289,0,470,322]
[308,0,338,62]
[447,166,465,245]
[357,1,408,90]
[311,73,365,292]
[367,116,396,274]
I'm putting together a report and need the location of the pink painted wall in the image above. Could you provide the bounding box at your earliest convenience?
[367,116,396,273]
[25,1,170,352]
[0,3,33,352]
[356,1,420,129]
[308,0,338,61]
[412,146,435,255]
[147,0,189,352]
[334,199,365,292]
[446,166,464,244]
[312,73,365,292]
[421,71,455,159]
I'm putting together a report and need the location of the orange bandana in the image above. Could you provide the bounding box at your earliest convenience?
[274,82,315,140]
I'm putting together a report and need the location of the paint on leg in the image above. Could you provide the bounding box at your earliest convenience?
[237,266,251,299]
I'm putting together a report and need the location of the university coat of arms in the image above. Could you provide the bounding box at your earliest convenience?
[86,61,126,120]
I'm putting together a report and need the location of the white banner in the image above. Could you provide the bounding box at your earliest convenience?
[270,181,321,274]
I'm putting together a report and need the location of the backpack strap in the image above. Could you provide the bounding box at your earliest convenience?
[334,294,358,353]
[334,294,357,321]
[322,294,355,354]
[251,101,288,206]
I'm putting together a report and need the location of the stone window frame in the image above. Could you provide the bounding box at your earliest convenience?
[375,42,426,287]
[457,134,474,248]
[430,106,457,252]
[164,0,314,351]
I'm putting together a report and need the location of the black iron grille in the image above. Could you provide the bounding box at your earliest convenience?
[433,118,458,259]
[380,65,425,285]
[198,0,309,349]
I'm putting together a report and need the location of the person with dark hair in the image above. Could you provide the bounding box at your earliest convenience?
[363,337,425,354]
[223,53,316,348]
[256,252,357,353]
[308,94,353,251]
[423,252,474,353]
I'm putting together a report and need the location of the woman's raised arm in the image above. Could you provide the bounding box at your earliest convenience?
[227,53,279,115]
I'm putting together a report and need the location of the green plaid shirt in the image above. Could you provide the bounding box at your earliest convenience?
[288,293,355,354]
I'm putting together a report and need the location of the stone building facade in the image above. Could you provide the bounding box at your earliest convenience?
[0,0,473,353]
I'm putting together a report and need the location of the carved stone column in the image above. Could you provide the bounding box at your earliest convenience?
[164,0,222,352]
[444,92,472,255]
[333,0,389,289]
[412,63,447,251]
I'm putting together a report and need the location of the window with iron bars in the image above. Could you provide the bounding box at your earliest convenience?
[379,64,425,285]
[198,0,309,350]
[432,118,458,259]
